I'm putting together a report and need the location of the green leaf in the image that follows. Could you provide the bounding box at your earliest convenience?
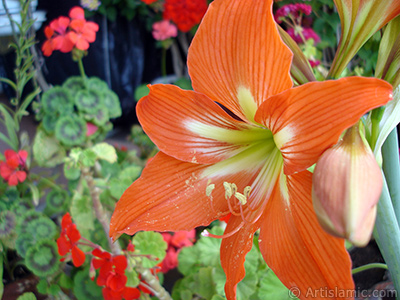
[55,115,87,147]
[194,267,217,300]
[33,129,66,167]
[174,77,192,90]
[26,182,40,207]
[132,232,167,268]
[91,143,117,163]
[80,149,97,167]
[0,104,18,149]
[70,191,95,231]
[17,292,37,300]
[134,84,150,101]
[73,268,103,300]
[258,268,299,300]
[63,162,81,180]
[177,245,203,276]
[125,269,140,288]
[197,227,223,268]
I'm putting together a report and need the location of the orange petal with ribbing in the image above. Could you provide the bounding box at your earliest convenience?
[110,151,267,239]
[220,214,262,300]
[137,84,270,165]
[259,171,354,300]
[188,0,292,122]
[255,77,393,175]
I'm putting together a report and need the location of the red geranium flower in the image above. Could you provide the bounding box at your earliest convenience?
[41,6,99,56]
[163,0,208,32]
[0,149,28,186]
[92,248,139,300]
[57,213,86,267]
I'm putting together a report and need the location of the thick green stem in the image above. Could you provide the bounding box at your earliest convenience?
[382,129,400,226]
[373,174,400,295]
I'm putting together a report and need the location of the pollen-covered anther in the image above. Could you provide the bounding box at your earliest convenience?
[223,182,233,199]
[234,192,247,205]
[206,183,215,197]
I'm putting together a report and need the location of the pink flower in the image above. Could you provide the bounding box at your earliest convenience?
[152,20,178,41]
[287,27,320,44]
[274,3,312,23]
[161,248,179,273]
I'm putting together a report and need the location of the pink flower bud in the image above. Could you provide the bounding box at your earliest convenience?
[312,126,382,247]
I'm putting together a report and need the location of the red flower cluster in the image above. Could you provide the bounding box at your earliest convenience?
[161,230,195,273]
[274,3,312,23]
[163,0,208,32]
[92,248,140,300]
[57,213,86,267]
[0,149,28,186]
[42,6,99,56]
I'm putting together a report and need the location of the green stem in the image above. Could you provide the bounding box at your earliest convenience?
[77,58,86,80]
[370,107,385,150]
[351,263,388,274]
[373,173,400,295]
[136,263,173,300]
[81,168,121,254]
[161,48,167,77]
[382,128,400,226]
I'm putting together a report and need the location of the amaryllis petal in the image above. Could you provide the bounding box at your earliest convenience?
[188,0,292,122]
[221,215,261,299]
[255,77,393,175]
[137,84,271,164]
[71,246,86,267]
[259,171,353,300]
[110,152,229,239]
[330,0,400,78]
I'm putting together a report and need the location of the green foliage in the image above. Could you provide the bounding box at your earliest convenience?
[73,268,103,300]
[132,231,167,268]
[15,233,36,258]
[102,89,122,118]
[33,128,66,167]
[45,189,69,215]
[26,216,58,241]
[109,165,142,199]
[75,89,103,113]
[25,239,60,277]
[62,76,87,97]
[41,87,74,114]
[16,292,37,300]
[91,143,118,163]
[134,84,150,101]
[175,226,295,300]
[55,115,87,147]
[87,76,109,91]
[0,210,16,238]
[71,191,95,232]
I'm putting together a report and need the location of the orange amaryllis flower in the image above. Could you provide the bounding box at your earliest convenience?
[110,0,392,299]
[329,0,400,78]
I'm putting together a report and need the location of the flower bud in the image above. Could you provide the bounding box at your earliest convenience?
[312,126,382,247]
